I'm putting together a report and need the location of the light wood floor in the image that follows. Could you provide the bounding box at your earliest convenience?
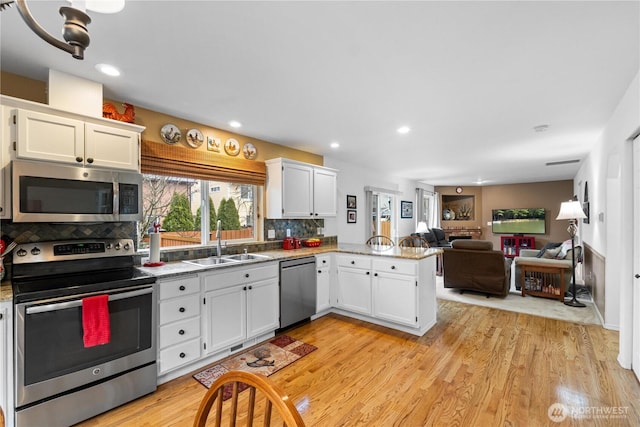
[77,300,640,426]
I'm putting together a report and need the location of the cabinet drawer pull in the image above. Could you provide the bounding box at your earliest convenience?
[75,156,83,163]
[179,352,186,358]
[351,260,355,265]
[245,273,250,278]
[179,285,186,291]
[322,260,326,264]
[391,266,396,270]
[318,270,322,274]
[179,307,186,313]
[179,329,185,335]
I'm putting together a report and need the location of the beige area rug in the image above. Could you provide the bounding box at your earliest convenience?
[436,276,601,325]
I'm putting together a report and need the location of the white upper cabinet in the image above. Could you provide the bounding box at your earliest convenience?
[15,109,140,171]
[266,158,337,219]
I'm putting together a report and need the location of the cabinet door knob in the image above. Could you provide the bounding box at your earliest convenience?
[249,286,253,290]
[322,260,326,264]
[245,273,250,278]
[635,274,640,279]
[75,156,83,163]
[179,285,186,291]
[179,307,186,313]
[374,273,378,277]
[351,260,355,265]
[391,266,396,270]
[179,352,186,358]
[366,271,370,275]
[318,270,322,274]
[86,157,94,163]
[243,286,247,291]
[178,329,185,335]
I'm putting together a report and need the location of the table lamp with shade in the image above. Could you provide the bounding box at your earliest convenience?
[556,199,587,307]
[416,221,429,233]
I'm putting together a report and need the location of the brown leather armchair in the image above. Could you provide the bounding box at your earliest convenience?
[442,240,510,297]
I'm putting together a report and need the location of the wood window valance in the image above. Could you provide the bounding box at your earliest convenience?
[141,140,266,185]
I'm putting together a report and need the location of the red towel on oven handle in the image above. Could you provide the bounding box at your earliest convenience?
[82,294,111,348]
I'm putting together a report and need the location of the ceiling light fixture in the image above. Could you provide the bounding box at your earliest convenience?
[533,124,550,132]
[5,0,125,60]
[95,63,120,76]
[229,120,242,128]
[330,142,340,149]
[397,126,411,134]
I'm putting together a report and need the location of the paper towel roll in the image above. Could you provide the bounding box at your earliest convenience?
[150,233,160,263]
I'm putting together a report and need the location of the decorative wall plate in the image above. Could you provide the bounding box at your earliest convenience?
[160,123,181,144]
[242,142,257,160]
[224,138,240,156]
[186,128,204,148]
[207,136,221,152]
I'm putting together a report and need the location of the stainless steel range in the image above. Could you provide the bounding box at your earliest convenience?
[11,239,157,427]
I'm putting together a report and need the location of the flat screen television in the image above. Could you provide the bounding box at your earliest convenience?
[491,208,546,235]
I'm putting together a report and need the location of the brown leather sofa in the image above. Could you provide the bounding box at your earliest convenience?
[442,240,510,297]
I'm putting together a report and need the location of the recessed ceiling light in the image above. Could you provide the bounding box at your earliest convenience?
[229,120,242,128]
[330,142,340,149]
[397,126,411,134]
[95,63,120,77]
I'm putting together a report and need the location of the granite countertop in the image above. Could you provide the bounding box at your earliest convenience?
[0,244,444,297]
[138,244,442,278]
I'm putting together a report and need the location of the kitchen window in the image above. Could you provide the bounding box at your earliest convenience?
[140,174,258,249]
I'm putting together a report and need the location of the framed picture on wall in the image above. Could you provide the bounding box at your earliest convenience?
[347,195,357,209]
[347,210,357,223]
[401,201,413,219]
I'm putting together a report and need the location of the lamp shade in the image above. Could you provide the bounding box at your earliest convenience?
[416,221,429,233]
[556,200,587,220]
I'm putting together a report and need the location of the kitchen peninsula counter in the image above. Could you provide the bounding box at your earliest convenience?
[0,280,11,302]
[138,244,442,278]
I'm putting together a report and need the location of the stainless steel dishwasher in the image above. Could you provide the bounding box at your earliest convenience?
[280,256,317,328]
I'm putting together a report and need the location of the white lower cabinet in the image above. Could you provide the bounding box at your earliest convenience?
[372,259,418,327]
[336,255,372,315]
[316,254,331,312]
[203,262,279,355]
[157,275,201,374]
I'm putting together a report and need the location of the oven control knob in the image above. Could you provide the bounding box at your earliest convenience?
[123,242,131,251]
[30,247,41,256]
[17,248,27,257]
[115,243,121,250]
[92,368,101,376]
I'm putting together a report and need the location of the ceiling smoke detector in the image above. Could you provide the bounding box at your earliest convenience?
[533,124,549,133]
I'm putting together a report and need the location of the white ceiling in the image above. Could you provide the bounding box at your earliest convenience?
[1,1,638,186]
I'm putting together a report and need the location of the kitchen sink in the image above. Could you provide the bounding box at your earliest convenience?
[182,257,240,266]
[224,253,272,261]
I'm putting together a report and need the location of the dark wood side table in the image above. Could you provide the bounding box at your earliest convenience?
[519,261,571,302]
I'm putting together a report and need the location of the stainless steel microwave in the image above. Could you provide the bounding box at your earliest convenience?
[12,160,143,223]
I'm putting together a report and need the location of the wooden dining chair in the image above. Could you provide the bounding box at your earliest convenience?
[193,370,305,427]
[398,235,430,248]
[365,235,395,246]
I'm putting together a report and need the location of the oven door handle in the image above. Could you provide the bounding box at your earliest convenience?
[25,287,153,314]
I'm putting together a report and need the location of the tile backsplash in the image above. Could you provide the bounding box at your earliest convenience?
[263,218,324,240]
[0,221,136,245]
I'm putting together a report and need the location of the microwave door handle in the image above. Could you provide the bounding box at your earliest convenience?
[25,287,153,314]
[113,180,120,216]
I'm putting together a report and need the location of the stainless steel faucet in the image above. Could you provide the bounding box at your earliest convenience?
[215,219,222,258]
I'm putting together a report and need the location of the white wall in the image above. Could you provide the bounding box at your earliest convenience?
[322,156,431,244]
[574,69,639,367]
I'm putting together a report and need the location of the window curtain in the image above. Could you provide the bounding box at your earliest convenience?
[141,140,266,185]
[431,191,440,228]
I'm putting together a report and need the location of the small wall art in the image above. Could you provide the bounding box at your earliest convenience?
[347,195,357,209]
[347,210,357,223]
[401,200,413,219]
[207,136,221,152]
